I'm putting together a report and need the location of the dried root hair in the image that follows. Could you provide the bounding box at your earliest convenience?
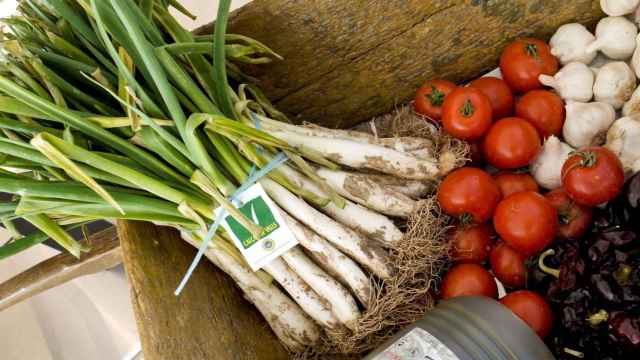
[295,105,462,358]
[299,198,452,358]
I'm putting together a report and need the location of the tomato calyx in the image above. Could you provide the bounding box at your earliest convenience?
[537,249,560,278]
[427,85,445,106]
[525,43,539,59]
[562,151,597,183]
[459,99,475,117]
[459,213,474,227]
[574,150,597,168]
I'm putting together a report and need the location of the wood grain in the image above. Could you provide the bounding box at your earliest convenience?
[199,0,604,128]
[117,220,289,360]
[0,226,120,311]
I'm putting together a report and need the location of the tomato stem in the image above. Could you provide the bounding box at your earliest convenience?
[427,85,445,106]
[459,99,475,117]
[525,43,539,59]
[538,249,560,278]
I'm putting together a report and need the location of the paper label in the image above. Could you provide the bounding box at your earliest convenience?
[216,183,298,271]
[371,327,460,360]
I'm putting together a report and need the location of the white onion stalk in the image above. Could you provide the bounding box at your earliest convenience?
[265,130,440,180]
[364,174,434,199]
[280,165,403,244]
[316,167,416,218]
[263,257,340,330]
[280,211,373,308]
[282,247,360,329]
[261,178,394,279]
[181,233,319,351]
[256,114,435,155]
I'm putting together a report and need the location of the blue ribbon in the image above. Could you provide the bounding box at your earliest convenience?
[174,112,287,295]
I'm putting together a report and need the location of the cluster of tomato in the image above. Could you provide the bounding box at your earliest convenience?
[414,38,627,340]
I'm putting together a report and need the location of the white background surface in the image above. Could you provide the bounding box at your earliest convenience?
[0,1,252,359]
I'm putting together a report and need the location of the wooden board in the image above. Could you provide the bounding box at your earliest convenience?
[117,220,289,360]
[201,0,603,128]
[0,226,120,311]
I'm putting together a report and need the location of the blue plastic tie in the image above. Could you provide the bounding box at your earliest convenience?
[174,112,287,296]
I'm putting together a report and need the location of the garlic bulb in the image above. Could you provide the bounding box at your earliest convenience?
[586,16,637,59]
[600,0,640,16]
[630,34,640,77]
[593,61,636,109]
[622,85,640,116]
[563,101,616,148]
[549,23,597,64]
[538,62,594,102]
[605,115,640,172]
[531,136,574,190]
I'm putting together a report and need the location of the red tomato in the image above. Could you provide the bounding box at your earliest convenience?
[440,263,498,300]
[469,76,515,119]
[515,90,565,138]
[493,191,558,256]
[451,223,494,264]
[482,117,541,169]
[561,147,625,206]
[490,242,528,288]
[493,172,539,198]
[500,38,559,93]
[437,167,501,223]
[442,87,493,140]
[544,188,594,239]
[414,79,457,121]
[500,290,554,338]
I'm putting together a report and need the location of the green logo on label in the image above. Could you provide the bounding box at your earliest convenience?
[226,196,280,249]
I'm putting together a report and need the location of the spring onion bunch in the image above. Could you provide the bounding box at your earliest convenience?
[0,0,451,350]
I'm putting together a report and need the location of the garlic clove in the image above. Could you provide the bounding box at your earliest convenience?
[601,0,640,16]
[549,23,597,64]
[531,136,574,190]
[539,62,594,102]
[589,16,638,60]
[593,61,636,109]
[563,101,616,148]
